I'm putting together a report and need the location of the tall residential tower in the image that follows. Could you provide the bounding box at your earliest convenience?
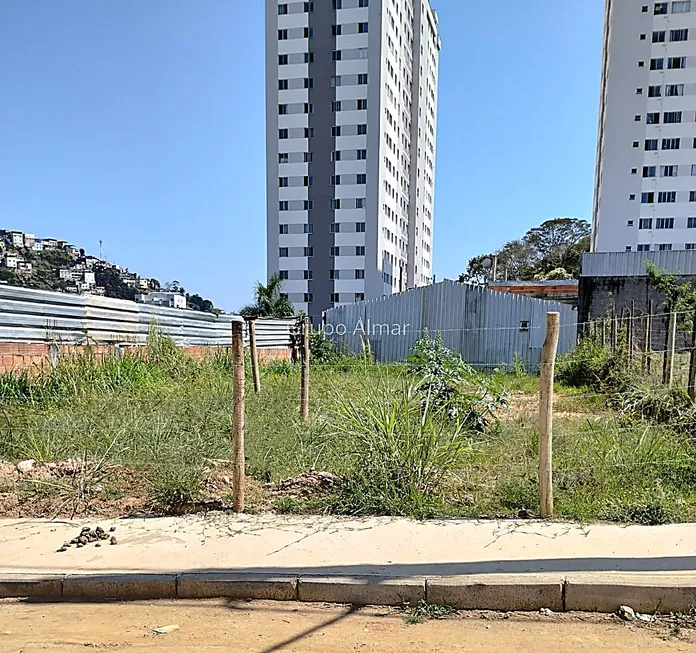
[265,0,440,322]
[593,0,696,253]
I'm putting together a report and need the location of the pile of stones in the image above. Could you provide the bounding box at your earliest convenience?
[56,525,117,552]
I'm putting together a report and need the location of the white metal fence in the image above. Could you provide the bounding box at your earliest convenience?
[0,285,294,349]
[323,280,578,371]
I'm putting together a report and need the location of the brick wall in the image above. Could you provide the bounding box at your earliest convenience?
[0,343,292,374]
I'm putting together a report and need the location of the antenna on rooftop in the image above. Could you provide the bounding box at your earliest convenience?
[99,240,103,260]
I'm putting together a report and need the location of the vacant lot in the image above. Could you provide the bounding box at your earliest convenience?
[1,336,695,523]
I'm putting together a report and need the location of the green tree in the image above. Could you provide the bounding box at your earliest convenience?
[458,218,590,284]
[240,273,295,318]
[186,293,216,314]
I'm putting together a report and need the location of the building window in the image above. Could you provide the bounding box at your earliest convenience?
[278,29,288,40]
[661,165,678,177]
[279,129,288,139]
[330,246,340,256]
[279,247,289,257]
[304,223,313,234]
[632,168,638,175]
[666,84,685,96]
[650,58,664,70]
[355,269,365,279]
[358,74,368,84]
[330,293,340,303]
[355,246,365,256]
[357,99,368,110]
[332,24,342,36]
[658,191,676,202]
[279,177,288,187]
[357,149,367,159]
[355,293,365,301]
[356,198,366,208]
[645,139,658,151]
[653,30,666,43]
[279,224,288,234]
[304,1,314,11]
[633,141,640,148]
[304,152,313,163]
[279,201,289,211]
[357,174,367,184]
[330,223,340,233]
[659,244,673,251]
[303,176,313,186]
[304,52,314,63]
[664,111,682,124]
[279,270,289,280]
[639,60,645,68]
[668,56,686,69]
[330,269,339,280]
[304,127,314,137]
[304,293,313,303]
[333,0,342,7]
[304,27,313,38]
[641,33,647,39]
[332,101,342,111]
[304,78,314,88]
[356,222,366,232]
[331,50,342,61]
[691,191,696,201]
[638,244,650,251]
[278,79,288,90]
[691,165,696,176]
[331,199,341,210]
[655,1,669,13]
[304,270,313,280]
[637,88,644,95]
[641,192,655,204]
[672,1,691,12]
[332,126,341,137]
[278,104,287,115]
[643,166,656,177]
[304,200,314,210]
[630,194,636,201]
[279,153,288,163]
[688,217,696,228]
[357,124,368,135]
[671,28,689,41]
[663,138,681,151]
[278,55,288,65]
[278,3,288,14]
[358,22,368,33]
[648,85,662,97]
[656,217,675,229]
[359,0,368,6]
[647,112,660,124]
[626,246,632,251]
[628,220,635,226]
[303,247,313,257]
[331,175,341,186]
[639,218,653,229]
[331,150,341,161]
[687,243,696,250]
[642,5,649,11]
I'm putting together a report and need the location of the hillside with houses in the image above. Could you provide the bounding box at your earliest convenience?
[0,230,218,313]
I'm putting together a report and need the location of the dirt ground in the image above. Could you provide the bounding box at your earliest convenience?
[0,599,693,652]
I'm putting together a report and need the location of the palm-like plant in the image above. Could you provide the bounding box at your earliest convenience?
[240,272,295,318]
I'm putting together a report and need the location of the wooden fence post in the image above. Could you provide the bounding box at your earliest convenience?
[601,317,607,348]
[628,300,635,359]
[248,319,261,394]
[231,320,245,513]
[689,307,696,401]
[611,307,617,351]
[646,301,653,374]
[663,311,677,386]
[300,316,310,424]
[539,312,560,520]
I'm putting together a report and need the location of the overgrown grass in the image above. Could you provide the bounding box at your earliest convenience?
[2,331,696,523]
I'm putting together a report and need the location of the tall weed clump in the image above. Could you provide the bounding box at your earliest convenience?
[406,329,508,431]
[330,380,472,516]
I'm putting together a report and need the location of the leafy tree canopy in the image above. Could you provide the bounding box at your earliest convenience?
[240,272,295,319]
[458,218,591,284]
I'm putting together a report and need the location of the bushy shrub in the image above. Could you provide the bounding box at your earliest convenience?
[556,337,634,392]
[406,329,507,430]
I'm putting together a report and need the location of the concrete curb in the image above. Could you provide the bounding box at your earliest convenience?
[2,572,696,613]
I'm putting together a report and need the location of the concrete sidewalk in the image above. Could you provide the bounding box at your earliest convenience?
[2,515,696,612]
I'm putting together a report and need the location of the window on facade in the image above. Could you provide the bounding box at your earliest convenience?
[653,30,666,42]
[304,152,313,163]
[691,191,696,201]
[330,269,339,280]
[356,198,366,208]
[331,199,341,210]
[658,191,677,202]
[331,126,341,137]
[279,153,289,164]
[279,247,289,257]
[304,223,313,234]
[278,29,288,40]
[279,129,288,139]
[332,24,342,36]
[356,174,367,184]
[358,74,368,84]
[687,243,696,250]
[357,124,367,135]
[355,246,365,256]
[656,218,675,229]
[304,52,314,63]
[330,293,340,303]
[642,193,655,204]
[645,139,658,151]
[666,84,685,96]
[628,220,635,226]
[332,0,342,7]
[304,127,314,137]
[279,177,288,187]
[668,56,686,69]
[357,99,368,110]
[626,246,632,252]
[672,0,691,12]
[689,217,696,228]
[279,201,289,211]
[278,3,288,14]
[357,149,367,159]
[358,0,369,6]
[303,176,312,186]
[663,138,681,150]
[661,165,678,176]
[278,104,287,115]
[304,2,313,11]
[304,293,313,303]
[279,270,289,280]
[647,112,660,124]
[671,28,689,41]
[358,22,368,33]
[331,75,342,87]
[304,78,314,88]
[278,55,288,65]
[331,50,342,61]
[303,27,313,38]
[304,200,314,210]
[633,141,640,148]
[303,270,313,280]
[303,247,313,257]
[664,111,682,124]
[278,79,288,90]
[644,166,657,177]
[639,218,653,229]
[648,85,662,97]
[356,222,366,232]
[331,150,341,162]
[655,1,669,13]
[331,175,341,186]
[332,101,342,111]
[330,246,340,256]
[355,269,365,279]
[330,223,340,233]
[691,165,696,176]
[355,292,365,301]
[638,244,650,251]
[279,224,288,234]
[637,87,644,94]
[659,244,673,251]
[650,58,664,70]
[639,60,645,67]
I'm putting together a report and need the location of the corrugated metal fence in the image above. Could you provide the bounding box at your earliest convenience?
[580,250,696,277]
[324,280,578,371]
[0,285,294,349]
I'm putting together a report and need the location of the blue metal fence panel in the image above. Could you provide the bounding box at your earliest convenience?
[324,280,577,370]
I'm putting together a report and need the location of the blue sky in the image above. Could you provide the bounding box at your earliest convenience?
[0,0,604,311]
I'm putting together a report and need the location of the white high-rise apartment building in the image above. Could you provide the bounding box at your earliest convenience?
[265,0,440,322]
[593,0,696,253]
